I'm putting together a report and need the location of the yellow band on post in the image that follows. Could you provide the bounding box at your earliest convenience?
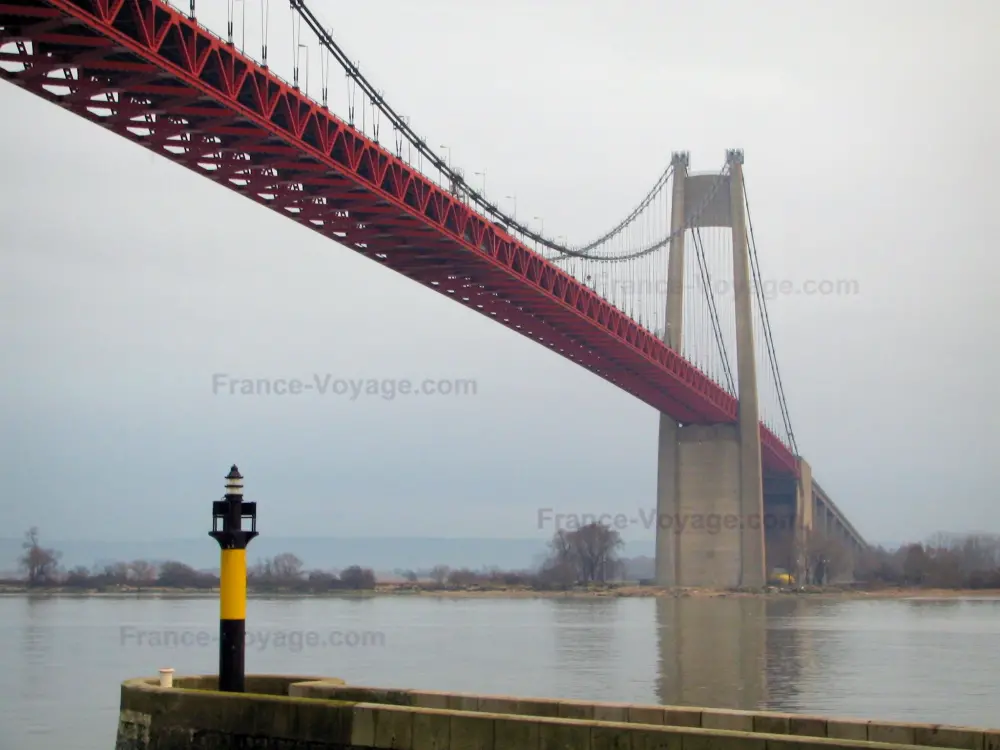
[220,548,247,620]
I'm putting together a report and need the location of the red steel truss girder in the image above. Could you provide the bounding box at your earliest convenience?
[0,4,59,15]
[0,15,63,42]
[0,0,798,477]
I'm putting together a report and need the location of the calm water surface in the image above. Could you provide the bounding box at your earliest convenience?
[1,594,998,749]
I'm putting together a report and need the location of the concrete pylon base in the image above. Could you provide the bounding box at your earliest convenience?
[655,421,766,588]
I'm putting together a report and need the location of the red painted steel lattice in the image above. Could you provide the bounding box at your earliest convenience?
[0,0,797,475]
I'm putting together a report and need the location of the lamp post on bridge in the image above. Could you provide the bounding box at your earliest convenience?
[505,194,516,221]
[439,145,465,198]
[533,216,544,252]
[209,465,258,692]
[556,236,570,272]
[505,195,518,238]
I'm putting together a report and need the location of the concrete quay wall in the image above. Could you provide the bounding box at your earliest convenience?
[291,683,1000,750]
[115,675,1000,750]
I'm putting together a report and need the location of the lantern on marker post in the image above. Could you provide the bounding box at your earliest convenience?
[209,464,258,692]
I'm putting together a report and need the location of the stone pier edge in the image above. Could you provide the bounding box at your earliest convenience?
[116,675,1000,750]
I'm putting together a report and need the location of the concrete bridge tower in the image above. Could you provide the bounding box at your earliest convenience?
[654,149,767,589]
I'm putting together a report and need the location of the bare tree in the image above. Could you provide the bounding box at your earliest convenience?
[806,528,851,584]
[157,561,217,588]
[855,545,901,584]
[429,565,450,586]
[65,565,92,587]
[537,555,576,589]
[549,529,573,564]
[19,527,60,586]
[307,569,338,589]
[250,553,304,587]
[339,565,376,589]
[271,553,303,582]
[446,568,480,586]
[572,522,623,583]
[128,560,158,588]
[100,561,130,585]
[542,523,623,585]
[901,543,930,585]
[948,534,1000,575]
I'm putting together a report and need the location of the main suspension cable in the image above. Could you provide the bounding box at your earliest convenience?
[289,0,727,261]
[744,179,797,453]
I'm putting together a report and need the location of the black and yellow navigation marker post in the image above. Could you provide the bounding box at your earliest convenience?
[209,465,258,692]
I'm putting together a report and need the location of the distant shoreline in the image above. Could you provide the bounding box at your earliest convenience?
[2,584,998,600]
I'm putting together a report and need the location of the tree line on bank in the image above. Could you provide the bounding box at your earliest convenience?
[11,528,379,591]
[856,533,1000,589]
[9,524,630,591]
[10,525,1000,591]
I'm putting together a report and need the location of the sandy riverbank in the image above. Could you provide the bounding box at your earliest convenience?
[384,586,1000,600]
[1,584,998,600]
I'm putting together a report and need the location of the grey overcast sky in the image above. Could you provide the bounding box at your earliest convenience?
[0,0,997,545]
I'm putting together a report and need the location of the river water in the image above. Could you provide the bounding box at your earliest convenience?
[2,594,997,749]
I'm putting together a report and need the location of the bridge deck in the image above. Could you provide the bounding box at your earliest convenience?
[1,0,795,474]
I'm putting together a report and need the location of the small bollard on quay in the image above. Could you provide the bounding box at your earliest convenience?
[208,464,258,692]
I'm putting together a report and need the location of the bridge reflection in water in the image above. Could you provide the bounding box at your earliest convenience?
[655,597,822,711]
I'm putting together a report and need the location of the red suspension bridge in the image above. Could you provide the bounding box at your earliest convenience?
[0,0,866,586]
